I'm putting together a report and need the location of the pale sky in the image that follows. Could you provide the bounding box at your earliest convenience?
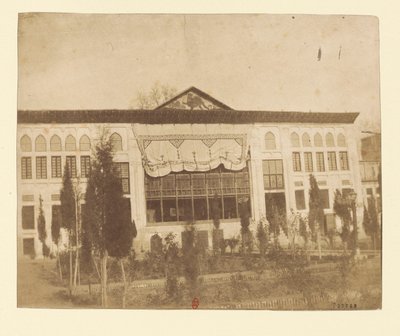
[18,13,380,131]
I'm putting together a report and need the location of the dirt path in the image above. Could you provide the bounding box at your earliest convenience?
[17,258,74,308]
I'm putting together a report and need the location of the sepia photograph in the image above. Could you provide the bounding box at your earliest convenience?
[16,13,381,310]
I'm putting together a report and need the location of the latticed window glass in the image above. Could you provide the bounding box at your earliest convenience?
[328,152,337,170]
[66,156,77,177]
[110,133,122,152]
[339,151,349,170]
[21,157,32,179]
[304,152,313,172]
[35,135,46,152]
[79,135,91,151]
[263,159,284,190]
[265,132,276,150]
[314,133,323,147]
[65,135,76,151]
[291,132,300,147]
[50,135,62,151]
[51,156,62,178]
[36,156,47,179]
[80,156,91,178]
[326,133,335,147]
[176,174,191,196]
[144,166,250,223]
[316,152,325,172]
[113,162,130,194]
[21,135,32,152]
[292,152,301,172]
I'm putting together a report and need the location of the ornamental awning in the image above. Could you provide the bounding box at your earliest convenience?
[133,124,249,177]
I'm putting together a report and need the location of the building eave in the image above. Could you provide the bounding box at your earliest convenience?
[17,109,359,125]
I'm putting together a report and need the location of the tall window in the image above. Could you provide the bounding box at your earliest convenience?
[36,156,47,179]
[66,156,77,178]
[302,133,312,147]
[110,133,122,152]
[295,190,306,210]
[21,157,32,179]
[23,238,35,256]
[35,135,46,152]
[319,189,330,209]
[79,135,91,151]
[22,206,35,229]
[51,156,62,178]
[316,152,325,172]
[113,162,130,194]
[304,152,313,172]
[144,166,250,223]
[263,160,284,190]
[50,135,62,151]
[20,135,32,152]
[339,151,349,170]
[65,135,76,151]
[327,152,337,170]
[326,133,335,147]
[337,133,346,147]
[265,132,276,150]
[314,133,323,147]
[290,132,300,147]
[81,156,91,178]
[292,152,301,172]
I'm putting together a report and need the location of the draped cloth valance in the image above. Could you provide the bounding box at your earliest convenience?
[132,124,249,177]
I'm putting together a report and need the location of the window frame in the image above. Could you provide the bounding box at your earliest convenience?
[21,157,32,179]
[264,132,276,150]
[327,151,338,171]
[36,156,47,179]
[51,156,62,178]
[144,166,250,224]
[292,152,302,172]
[66,156,77,178]
[304,152,313,172]
[339,151,349,170]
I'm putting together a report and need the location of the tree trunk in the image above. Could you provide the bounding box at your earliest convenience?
[120,259,127,308]
[57,245,63,281]
[69,244,73,297]
[317,230,322,260]
[92,254,101,282]
[101,251,108,308]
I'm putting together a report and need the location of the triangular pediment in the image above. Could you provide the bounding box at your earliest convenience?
[155,86,233,110]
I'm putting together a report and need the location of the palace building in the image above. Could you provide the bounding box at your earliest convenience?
[17,87,364,257]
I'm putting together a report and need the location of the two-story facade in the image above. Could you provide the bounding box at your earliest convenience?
[17,87,364,257]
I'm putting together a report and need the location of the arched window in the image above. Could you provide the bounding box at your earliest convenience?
[35,135,46,152]
[79,135,91,151]
[50,135,62,151]
[326,133,335,147]
[65,135,76,151]
[302,133,312,147]
[314,133,323,147]
[337,133,346,147]
[110,133,122,151]
[20,135,32,152]
[290,132,300,147]
[265,132,276,150]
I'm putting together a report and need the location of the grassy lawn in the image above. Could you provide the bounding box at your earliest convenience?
[18,253,381,310]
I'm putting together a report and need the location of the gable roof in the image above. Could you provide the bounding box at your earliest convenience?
[155,86,233,110]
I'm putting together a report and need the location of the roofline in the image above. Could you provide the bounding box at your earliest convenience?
[17,109,359,124]
[154,86,233,110]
